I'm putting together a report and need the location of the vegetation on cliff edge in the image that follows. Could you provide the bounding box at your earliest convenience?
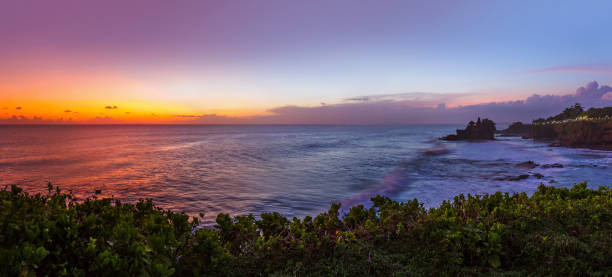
[1,183,611,276]
[533,103,612,124]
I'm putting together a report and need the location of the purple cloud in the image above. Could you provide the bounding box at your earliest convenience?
[183,81,612,124]
[104,105,118,109]
[344,97,371,102]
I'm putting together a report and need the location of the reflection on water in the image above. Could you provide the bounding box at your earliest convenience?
[1,125,611,224]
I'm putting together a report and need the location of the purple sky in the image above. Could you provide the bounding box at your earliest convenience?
[1,0,612,123]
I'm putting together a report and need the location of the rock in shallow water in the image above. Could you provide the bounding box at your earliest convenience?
[515,161,538,169]
[494,174,530,181]
[541,163,563,168]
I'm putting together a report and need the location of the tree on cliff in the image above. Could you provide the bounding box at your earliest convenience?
[547,103,584,122]
[585,106,612,119]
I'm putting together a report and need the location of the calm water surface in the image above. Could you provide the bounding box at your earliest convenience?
[1,125,611,224]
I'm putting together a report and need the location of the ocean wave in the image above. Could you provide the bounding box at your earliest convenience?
[340,142,450,210]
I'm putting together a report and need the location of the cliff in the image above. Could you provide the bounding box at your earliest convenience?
[532,119,612,149]
[499,119,612,150]
[497,103,612,150]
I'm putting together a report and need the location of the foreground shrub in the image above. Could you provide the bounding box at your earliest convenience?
[1,182,610,276]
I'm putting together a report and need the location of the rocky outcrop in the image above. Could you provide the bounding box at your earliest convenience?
[515,161,538,169]
[541,163,563,169]
[441,118,496,141]
[498,122,532,138]
[494,174,530,181]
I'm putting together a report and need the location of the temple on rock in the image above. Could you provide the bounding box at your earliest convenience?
[441,117,496,141]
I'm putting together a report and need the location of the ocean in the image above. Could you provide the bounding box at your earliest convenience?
[1,125,611,225]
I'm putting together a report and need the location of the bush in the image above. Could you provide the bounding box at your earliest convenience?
[1,182,610,276]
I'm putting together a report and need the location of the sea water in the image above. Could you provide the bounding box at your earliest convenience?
[1,125,610,224]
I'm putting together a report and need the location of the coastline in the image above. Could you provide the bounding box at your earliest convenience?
[497,120,612,151]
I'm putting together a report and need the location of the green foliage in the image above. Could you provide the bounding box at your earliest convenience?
[1,182,611,276]
[534,103,612,124]
[545,103,585,122]
[585,106,612,119]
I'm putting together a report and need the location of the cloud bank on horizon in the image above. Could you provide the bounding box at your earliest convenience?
[185,81,612,125]
[2,81,611,125]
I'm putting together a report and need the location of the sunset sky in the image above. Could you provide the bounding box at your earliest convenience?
[1,0,612,124]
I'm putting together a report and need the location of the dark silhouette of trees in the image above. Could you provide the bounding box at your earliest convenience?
[544,103,584,122]
[584,107,612,119]
[533,103,612,124]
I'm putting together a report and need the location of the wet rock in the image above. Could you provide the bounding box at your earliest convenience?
[441,134,459,141]
[541,163,563,169]
[515,161,538,169]
[495,174,530,181]
[423,147,450,156]
[513,174,530,181]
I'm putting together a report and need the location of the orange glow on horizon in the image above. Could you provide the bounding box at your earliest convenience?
[0,97,273,124]
[0,68,273,123]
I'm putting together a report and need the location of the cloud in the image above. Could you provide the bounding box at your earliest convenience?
[173,114,199,118]
[182,81,612,124]
[78,116,122,124]
[0,115,71,124]
[344,97,370,102]
[0,114,121,124]
[15,106,22,110]
[4,82,609,125]
[104,105,118,109]
[64,110,71,113]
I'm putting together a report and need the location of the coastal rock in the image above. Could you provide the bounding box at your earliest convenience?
[541,163,563,169]
[515,161,538,169]
[495,174,530,181]
[498,122,532,137]
[423,146,450,156]
[441,117,496,141]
